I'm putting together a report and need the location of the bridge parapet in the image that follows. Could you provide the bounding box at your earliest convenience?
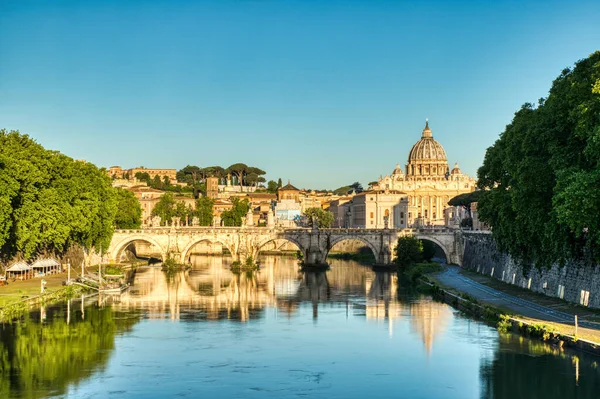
[108,226,463,266]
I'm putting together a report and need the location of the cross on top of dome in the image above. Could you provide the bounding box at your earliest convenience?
[422,119,432,138]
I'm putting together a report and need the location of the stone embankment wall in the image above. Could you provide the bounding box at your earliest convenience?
[462,232,600,309]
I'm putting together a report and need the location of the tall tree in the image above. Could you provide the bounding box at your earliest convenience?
[221,198,250,227]
[177,165,202,186]
[0,130,117,260]
[349,182,364,193]
[195,197,214,226]
[303,208,334,228]
[477,51,600,267]
[266,180,279,193]
[113,188,142,229]
[226,163,248,191]
[393,236,423,268]
[151,193,176,225]
[245,167,266,187]
[134,172,151,183]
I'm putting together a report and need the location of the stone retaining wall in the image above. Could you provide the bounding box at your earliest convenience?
[462,232,600,309]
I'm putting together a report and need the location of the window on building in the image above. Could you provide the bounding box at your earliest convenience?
[370,212,374,218]
[557,285,565,299]
[400,212,404,218]
[580,290,590,306]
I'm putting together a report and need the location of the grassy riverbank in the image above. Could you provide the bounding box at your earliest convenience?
[0,284,87,323]
[0,271,74,307]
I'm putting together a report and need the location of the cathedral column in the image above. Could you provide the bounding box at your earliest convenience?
[429,196,433,222]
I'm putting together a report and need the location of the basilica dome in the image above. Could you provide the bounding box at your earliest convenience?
[408,121,447,162]
[406,121,449,179]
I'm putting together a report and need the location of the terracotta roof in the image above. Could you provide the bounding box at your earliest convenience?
[279,182,299,191]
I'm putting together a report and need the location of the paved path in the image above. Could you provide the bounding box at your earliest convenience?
[434,266,600,331]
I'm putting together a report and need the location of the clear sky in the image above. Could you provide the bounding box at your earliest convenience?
[1,0,599,189]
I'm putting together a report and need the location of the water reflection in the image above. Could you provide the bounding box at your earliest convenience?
[1,256,599,398]
[480,333,600,398]
[114,256,409,324]
[0,301,139,399]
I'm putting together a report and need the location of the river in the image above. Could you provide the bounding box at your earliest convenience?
[1,256,599,398]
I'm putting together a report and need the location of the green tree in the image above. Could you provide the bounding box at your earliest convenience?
[0,305,139,398]
[151,175,162,189]
[394,236,423,268]
[304,208,334,228]
[349,182,364,193]
[204,166,225,180]
[245,167,266,187]
[333,185,352,195]
[0,130,117,260]
[448,191,482,217]
[221,198,250,226]
[134,171,151,183]
[151,193,176,225]
[113,188,142,229]
[277,178,282,188]
[266,180,279,193]
[226,163,248,191]
[421,239,437,262]
[477,51,600,267]
[195,196,214,226]
[174,202,189,222]
[177,165,205,197]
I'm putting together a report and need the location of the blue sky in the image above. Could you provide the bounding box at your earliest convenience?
[1,0,599,189]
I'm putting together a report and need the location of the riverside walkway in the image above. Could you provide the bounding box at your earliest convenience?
[431,265,600,341]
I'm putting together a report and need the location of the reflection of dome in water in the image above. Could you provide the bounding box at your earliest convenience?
[409,300,452,355]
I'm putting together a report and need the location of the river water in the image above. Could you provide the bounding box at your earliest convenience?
[1,256,599,398]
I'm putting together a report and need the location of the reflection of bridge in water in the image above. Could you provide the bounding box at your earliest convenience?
[111,256,452,354]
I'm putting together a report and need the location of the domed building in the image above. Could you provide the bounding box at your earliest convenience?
[344,121,476,228]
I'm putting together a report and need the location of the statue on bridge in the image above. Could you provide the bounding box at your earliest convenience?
[150,215,161,227]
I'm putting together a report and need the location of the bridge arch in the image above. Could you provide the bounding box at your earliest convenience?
[256,236,305,261]
[180,237,235,264]
[326,236,380,264]
[111,235,166,263]
[414,235,450,263]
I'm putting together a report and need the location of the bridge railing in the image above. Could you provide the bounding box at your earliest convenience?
[114,226,459,234]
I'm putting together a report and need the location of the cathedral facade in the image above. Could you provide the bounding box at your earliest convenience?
[349,121,475,228]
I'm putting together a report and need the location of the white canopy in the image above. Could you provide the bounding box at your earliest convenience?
[7,261,32,272]
[31,258,60,269]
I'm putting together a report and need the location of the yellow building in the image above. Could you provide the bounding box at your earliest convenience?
[364,121,476,227]
[107,166,178,183]
[206,176,220,199]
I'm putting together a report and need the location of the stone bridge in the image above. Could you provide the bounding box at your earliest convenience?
[107,227,464,266]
